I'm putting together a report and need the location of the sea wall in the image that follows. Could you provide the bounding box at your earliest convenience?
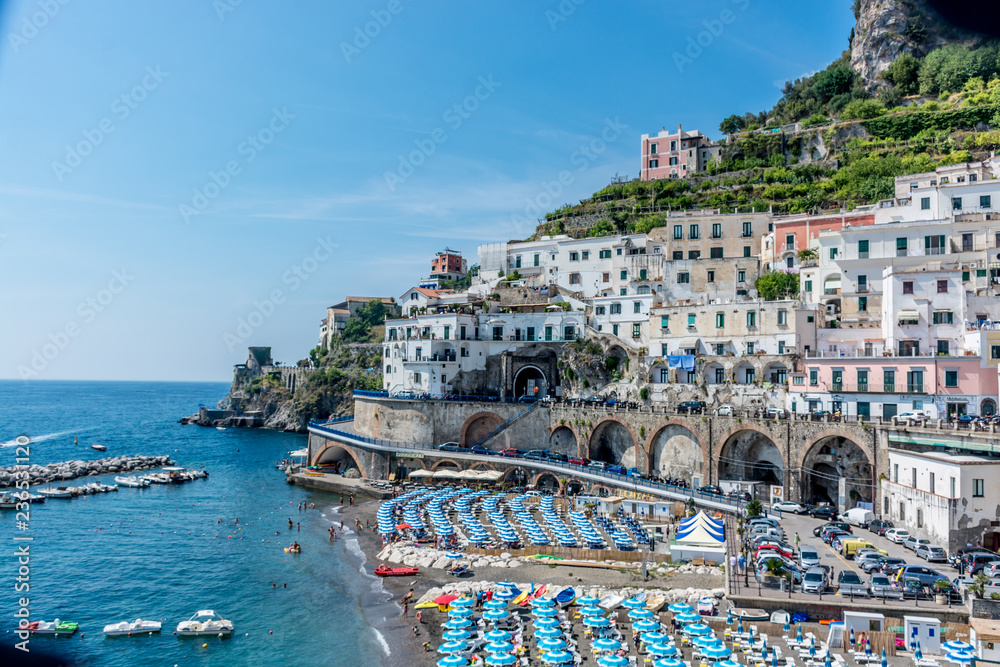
[0,454,173,488]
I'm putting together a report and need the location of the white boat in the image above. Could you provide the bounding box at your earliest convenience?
[697,596,716,615]
[142,473,170,484]
[103,618,161,636]
[769,610,790,625]
[37,486,74,499]
[28,619,79,635]
[216,426,226,431]
[91,443,107,451]
[115,475,150,488]
[176,610,234,636]
[599,594,623,611]
[0,493,18,509]
[646,595,666,613]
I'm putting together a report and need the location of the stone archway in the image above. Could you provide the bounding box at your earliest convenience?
[799,434,874,508]
[503,467,528,486]
[430,458,462,471]
[717,428,784,485]
[548,425,578,455]
[982,398,997,416]
[534,472,561,493]
[565,479,586,496]
[459,411,505,447]
[313,442,366,478]
[648,422,706,484]
[513,365,547,400]
[589,418,640,468]
[470,462,498,471]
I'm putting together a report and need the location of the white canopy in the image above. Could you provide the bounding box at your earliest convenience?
[408,469,433,478]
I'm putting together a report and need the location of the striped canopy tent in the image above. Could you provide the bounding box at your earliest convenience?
[675,512,725,546]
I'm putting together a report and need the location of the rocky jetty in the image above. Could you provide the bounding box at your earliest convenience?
[0,455,173,488]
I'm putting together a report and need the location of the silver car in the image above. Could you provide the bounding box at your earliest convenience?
[915,544,948,563]
[869,574,903,599]
[802,567,828,594]
[799,547,820,569]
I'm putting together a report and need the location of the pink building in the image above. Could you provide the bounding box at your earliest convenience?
[640,125,720,181]
[788,356,998,420]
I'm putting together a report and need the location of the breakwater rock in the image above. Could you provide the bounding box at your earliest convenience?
[0,455,173,488]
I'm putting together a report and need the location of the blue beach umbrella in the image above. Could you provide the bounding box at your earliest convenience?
[797,625,803,643]
[592,637,622,652]
[535,627,563,639]
[772,650,779,667]
[580,605,604,616]
[541,650,574,664]
[915,642,923,661]
[451,596,474,606]
[947,652,976,665]
[945,642,974,653]
[685,623,713,636]
[656,660,686,667]
[438,657,468,667]
[485,600,507,610]
[623,597,646,609]
[584,616,611,628]
[484,609,509,622]
[446,552,464,560]
[445,618,472,630]
[669,603,694,614]
[538,637,568,651]
[495,589,516,601]
[642,631,669,644]
[449,607,474,618]
[598,656,630,667]
[695,636,722,648]
[784,621,791,636]
[676,611,702,624]
[438,641,468,654]
[485,641,514,654]
[443,629,472,641]
[486,654,517,667]
[634,619,661,633]
[649,643,677,657]
[577,595,601,606]
[809,643,817,658]
[825,654,832,667]
[738,619,744,635]
[484,629,511,642]
[704,645,732,659]
[534,617,560,629]
[881,649,887,667]
[629,608,654,621]
[533,607,559,617]
[532,597,556,608]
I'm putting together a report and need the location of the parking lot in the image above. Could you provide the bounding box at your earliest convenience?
[733,511,970,611]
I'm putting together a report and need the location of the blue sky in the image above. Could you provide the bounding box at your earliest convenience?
[0,0,855,381]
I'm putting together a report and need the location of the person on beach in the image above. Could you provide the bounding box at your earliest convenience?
[402,588,414,605]
[402,601,409,617]
[340,495,344,505]
[350,495,354,506]
[288,518,293,529]
[297,523,301,531]
[794,532,800,549]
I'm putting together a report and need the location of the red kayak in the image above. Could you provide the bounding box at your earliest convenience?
[375,564,418,577]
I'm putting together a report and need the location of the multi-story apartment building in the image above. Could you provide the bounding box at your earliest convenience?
[429,248,468,283]
[763,209,876,272]
[640,125,720,181]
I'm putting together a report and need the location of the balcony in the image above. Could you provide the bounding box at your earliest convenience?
[884,384,894,393]
[824,288,841,295]
[856,285,870,293]
[831,382,843,392]
[907,384,924,393]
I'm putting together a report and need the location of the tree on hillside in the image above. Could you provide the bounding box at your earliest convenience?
[719,114,746,135]
[357,299,387,327]
[755,271,800,301]
[883,52,921,95]
[341,317,371,343]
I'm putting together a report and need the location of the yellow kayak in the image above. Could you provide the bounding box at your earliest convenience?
[415,602,438,610]
[512,591,530,605]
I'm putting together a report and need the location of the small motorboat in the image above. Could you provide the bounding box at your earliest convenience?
[176,610,233,636]
[555,587,576,609]
[37,486,74,499]
[730,607,769,622]
[599,594,623,611]
[646,595,666,613]
[91,443,107,451]
[216,426,226,431]
[115,476,150,488]
[697,596,716,615]
[103,619,162,636]
[163,467,189,484]
[770,610,790,625]
[374,564,419,577]
[142,473,170,484]
[28,619,79,635]
[0,494,18,509]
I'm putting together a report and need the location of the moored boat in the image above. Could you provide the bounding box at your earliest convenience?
[0,493,18,509]
[554,587,576,608]
[599,593,623,611]
[646,595,666,612]
[374,564,419,577]
[175,610,233,636]
[103,619,161,636]
[91,443,107,451]
[37,486,74,499]
[115,475,150,488]
[731,607,769,622]
[29,619,79,635]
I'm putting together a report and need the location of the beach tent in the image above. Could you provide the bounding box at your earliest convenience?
[675,512,725,546]
[408,470,433,479]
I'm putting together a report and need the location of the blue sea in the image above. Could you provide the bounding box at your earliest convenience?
[0,380,393,666]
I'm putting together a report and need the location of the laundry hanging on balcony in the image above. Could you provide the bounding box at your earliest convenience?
[666,355,696,372]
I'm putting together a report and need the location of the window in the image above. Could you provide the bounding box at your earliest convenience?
[715,343,724,355]
[620,288,627,296]
[793,375,804,385]
[884,370,895,393]
[742,222,752,237]
[858,274,867,291]
[639,268,647,280]
[515,255,521,268]
[920,197,930,210]
[896,237,907,257]
[581,251,589,260]
[616,248,622,255]
[569,272,580,284]
[673,225,683,240]
[925,234,945,255]
[716,368,726,383]
[492,326,503,341]
[893,463,899,483]
[705,270,715,283]
[945,370,958,387]
[858,296,867,312]
[670,140,676,151]
[737,270,746,283]
[629,323,640,338]
[804,280,812,292]
[785,233,795,249]
[951,477,956,497]
[777,310,787,325]
[612,324,619,336]
[962,233,974,252]
[746,343,755,355]
[743,246,751,257]
[413,372,421,384]
[688,250,700,260]
[974,479,985,497]
[831,370,843,391]
[932,311,953,324]
[937,340,950,356]
[602,272,609,283]
[907,370,924,393]
[564,325,576,340]
[711,223,722,238]
[620,270,627,280]
[599,249,611,259]
[991,345,1000,360]
[716,313,725,328]
[633,301,641,314]
[858,240,869,259]
[982,195,992,209]
[902,281,913,294]
[659,368,668,383]
[569,252,579,261]
[443,325,450,340]
[687,314,695,328]
[953,197,963,210]
[648,158,658,168]
[829,247,839,260]
[669,156,678,166]
[809,369,818,386]
[610,303,621,315]
[934,279,948,294]
[595,306,606,315]
[672,251,683,260]
[650,142,657,154]
[710,247,723,259]
[688,224,700,240]
[746,311,756,327]
[660,315,669,329]
[677,272,690,284]
[857,370,868,392]
[929,475,935,494]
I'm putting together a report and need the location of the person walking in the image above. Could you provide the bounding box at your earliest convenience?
[737,553,745,574]
[794,532,800,549]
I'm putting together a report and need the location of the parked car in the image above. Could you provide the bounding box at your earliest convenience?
[896,578,930,600]
[469,445,493,455]
[587,460,607,470]
[885,528,911,544]
[677,401,706,414]
[802,567,828,594]
[499,448,522,458]
[764,407,789,419]
[716,404,734,416]
[772,501,806,514]
[903,536,931,552]
[843,508,876,527]
[523,450,548,461]
[915,545,948,563]
[568,457,588,466]
[626,467,642,477]
[837,570,869,597]
[880,557,907,576]
[982,562,1000,580]
[897,410,929,424]
[799,547,821,569]
[748,517,780,529]
[867,519,894,536]
[809,410,831,421]
[841,540,887,559]
[755,544,794,560]
[755,559,802,583]
[860,555,888,573]
[966,553,1000,575]
[821,526,850,544]
[813,521,851,537]
[896,565,947,586]
[438,442,463,452]
[807,506,838,520]
[869,574,903,600]
[545,452,568,463]
[952,547,993,567]
[698,485,724,496]
[606,464,626,475]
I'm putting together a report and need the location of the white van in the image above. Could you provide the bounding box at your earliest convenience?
[843,507,875,527]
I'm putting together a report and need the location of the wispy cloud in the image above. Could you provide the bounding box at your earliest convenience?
[0,184,166,211]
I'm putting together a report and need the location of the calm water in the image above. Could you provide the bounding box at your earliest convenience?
[0,381,392,666]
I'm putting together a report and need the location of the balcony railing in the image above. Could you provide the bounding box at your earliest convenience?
[831,382,843,391]
[907,384,924,393]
